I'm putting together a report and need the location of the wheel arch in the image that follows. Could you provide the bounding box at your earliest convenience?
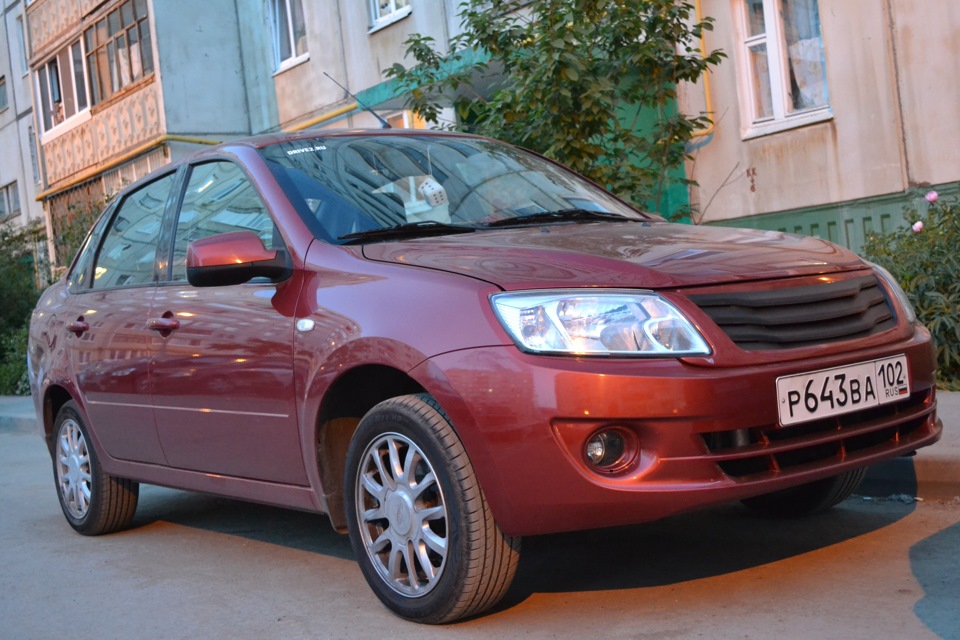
[41,384,77,456]
[314,364,426,532]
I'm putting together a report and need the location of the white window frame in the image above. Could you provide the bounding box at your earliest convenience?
[272,0,309,72]
[36,39,93,142]
[734,0,832,139]
[0,76,8,112]
[369,0,412,33]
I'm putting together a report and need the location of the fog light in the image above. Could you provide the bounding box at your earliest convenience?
[584,428,635,472]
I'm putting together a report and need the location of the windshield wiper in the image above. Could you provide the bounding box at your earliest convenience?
[338,221,477,244]
[482,209,637,228]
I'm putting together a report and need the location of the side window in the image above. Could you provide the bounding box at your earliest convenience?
[67,201,115,293]
[170,161,279,283]
[91,173,175,289]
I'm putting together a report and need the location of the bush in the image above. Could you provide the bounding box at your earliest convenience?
[0,221,45,396]
[862,191,960,387]
[0,327,30,395]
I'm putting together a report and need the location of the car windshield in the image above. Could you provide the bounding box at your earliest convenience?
[258,134,648,243]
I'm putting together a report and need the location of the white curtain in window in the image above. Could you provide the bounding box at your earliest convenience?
[782,0,828,111]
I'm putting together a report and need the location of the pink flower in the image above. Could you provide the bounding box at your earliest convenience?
[925,190,939,203]
[912,220,924,234]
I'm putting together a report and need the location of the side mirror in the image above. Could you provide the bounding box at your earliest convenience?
[186,231,293,287]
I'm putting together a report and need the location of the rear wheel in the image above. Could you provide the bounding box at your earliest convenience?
[344,394,520,623]
[741,467,868,517]
[53,401,139,535]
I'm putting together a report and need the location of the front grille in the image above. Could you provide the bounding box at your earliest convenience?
[690,275,896,351]
[701,388,933,479]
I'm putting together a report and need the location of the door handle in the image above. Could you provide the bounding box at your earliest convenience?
[147,317,180,335]
[66,319,89,336]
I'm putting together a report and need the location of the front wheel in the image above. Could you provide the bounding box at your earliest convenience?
[344,394,520,623]
[741,467,868,517]
[53,401,139,535]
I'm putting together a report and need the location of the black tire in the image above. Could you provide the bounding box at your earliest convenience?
[53,401,139,535]
[344,394,520,624]
[741,467,868,517]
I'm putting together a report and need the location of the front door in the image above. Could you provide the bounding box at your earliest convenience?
[149,160,307,485]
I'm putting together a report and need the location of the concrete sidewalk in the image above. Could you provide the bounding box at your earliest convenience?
[1,392,957,501]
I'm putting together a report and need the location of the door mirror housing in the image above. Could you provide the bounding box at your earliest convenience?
[186,231,293,287]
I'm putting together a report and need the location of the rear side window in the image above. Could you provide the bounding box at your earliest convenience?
[91,173,176,289]
[169,161,279,282]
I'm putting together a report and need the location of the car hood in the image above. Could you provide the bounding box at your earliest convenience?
[360,221,867,290]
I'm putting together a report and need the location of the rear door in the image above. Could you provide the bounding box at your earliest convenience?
[148,160,307,485]
[67,172,179,464]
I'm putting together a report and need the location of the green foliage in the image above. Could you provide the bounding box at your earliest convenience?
[0,327,30,395]
[862,192,960,386]
[56,195,111,269]
[385,0,724,214]
[0,221,45,395]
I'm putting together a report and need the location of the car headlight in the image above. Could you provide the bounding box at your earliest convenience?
[491,290,711,356]
[865,261,917,324]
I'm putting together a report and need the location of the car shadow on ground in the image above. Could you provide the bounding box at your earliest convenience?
[132,485,355,560]
[910,517,960,640]
[129,482,915,617]
[498,500,913,605]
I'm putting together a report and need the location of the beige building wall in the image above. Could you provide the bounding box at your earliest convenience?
[275,0,456,130]
[685,0,960,225]
[891,0,960,186]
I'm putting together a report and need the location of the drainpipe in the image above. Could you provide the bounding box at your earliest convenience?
[690,0,716,139]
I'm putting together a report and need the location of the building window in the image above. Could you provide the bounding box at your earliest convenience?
[736,0,829,136]
[272,0,307,69]
[0,182,22,222]
[84,0,154,106]
[36,41,90,133]
[16,17,29,76]
[370,0,411,31]
[28,127,41,184]
[0,77,8,111]
[386,110,426,129]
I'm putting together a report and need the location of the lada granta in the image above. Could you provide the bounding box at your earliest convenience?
[28,130,942,623]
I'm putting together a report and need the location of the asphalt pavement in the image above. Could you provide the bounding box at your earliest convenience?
[1,391,957,501]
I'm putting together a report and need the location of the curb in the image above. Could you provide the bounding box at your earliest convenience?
[0,415,36,434]
[0,397,36,435]
[860,456,960,502]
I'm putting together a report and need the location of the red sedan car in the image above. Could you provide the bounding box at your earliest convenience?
[29,130,941,623]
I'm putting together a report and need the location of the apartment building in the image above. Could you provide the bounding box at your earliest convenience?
[681,0,960,250]
[23,0,455,264]
[21,0,958,264]
[0,0,42,228]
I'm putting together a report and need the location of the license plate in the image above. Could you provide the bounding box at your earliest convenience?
[776,355,910,426]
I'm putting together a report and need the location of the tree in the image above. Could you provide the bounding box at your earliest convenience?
[386,0,724,214]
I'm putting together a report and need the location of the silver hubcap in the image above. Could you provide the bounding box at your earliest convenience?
[356,433,448,597]
[56,418,92,520]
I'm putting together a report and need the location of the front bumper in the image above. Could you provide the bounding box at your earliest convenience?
[414,326,941,537]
